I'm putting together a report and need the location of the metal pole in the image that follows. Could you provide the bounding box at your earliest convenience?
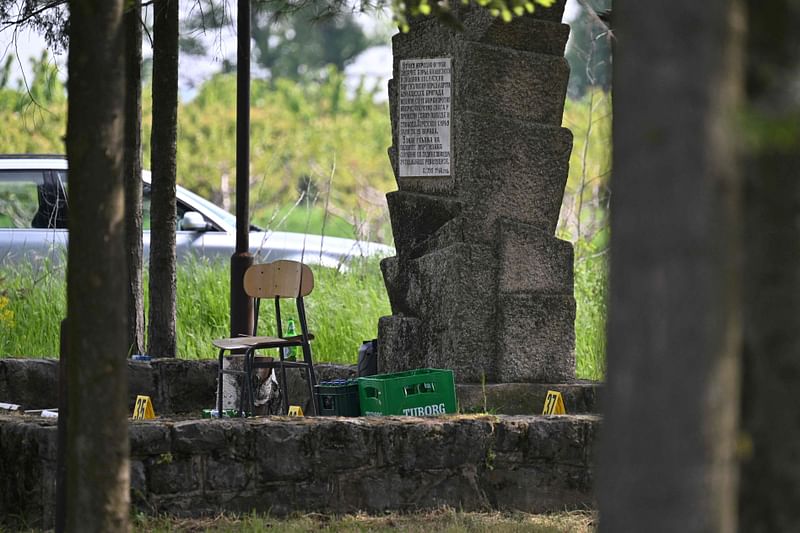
[231,0,254,337]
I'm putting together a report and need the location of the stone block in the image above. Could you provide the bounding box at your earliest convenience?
[146,454,202,495]
[153,359,217,414]
[308,419,378,473]
[471,18,570,57]
[380,256,408,314]
[130,422,172,455]
[378,315,423,374]
[497,217,574,294]
[205,457,254,491]
[483,465,592,512]
[454,112,573,239]
[408,217,466,258]
[130,460,147,502]
[456,381,603,415]
[391,114,571,231]
[128,361,158,412]
[398,2,568,56]
[253,420,314,481]
[405,244,497,382]
[523,415,593,464]
[497,293,575,382]
[0,359,58,410]
[455,42,569,125]
[172,420,228,454]
[386,191,461,258]
[391,41,569,127]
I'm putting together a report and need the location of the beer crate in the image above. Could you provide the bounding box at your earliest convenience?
[314,379,361,417]
[358,368,457,417]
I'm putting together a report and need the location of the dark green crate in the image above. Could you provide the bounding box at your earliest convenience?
[314,379,361,417]
[357,369,457,417]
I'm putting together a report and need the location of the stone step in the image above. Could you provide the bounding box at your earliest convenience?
[497,292,576,382]
[497,217,574,294]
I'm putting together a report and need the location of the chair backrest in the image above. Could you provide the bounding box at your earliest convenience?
[244,260,314,299]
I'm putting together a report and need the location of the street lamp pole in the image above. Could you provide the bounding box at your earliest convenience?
[231,0,254,337]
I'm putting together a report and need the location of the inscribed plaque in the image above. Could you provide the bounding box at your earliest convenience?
[398,58,452,177]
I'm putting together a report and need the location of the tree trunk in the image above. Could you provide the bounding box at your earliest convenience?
[124,0,144,356]
[147,0,179,357]
[65,0,130,530]
[598,1,744,532]
[738,2,800,530]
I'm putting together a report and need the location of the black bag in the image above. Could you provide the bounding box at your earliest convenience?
[357,339,378,377]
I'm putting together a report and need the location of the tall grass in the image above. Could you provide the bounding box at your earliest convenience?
[573,249,607,381]
[1,256,604,380]
[173,258,391,363]
[0,258,391,365]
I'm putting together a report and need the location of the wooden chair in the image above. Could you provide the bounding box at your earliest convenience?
[214,260,317,416]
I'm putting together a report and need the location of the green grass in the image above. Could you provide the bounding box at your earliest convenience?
[131,509,596,532]
[573,249,607,381]
[0,252,606,380]
[254,203,364,241]
[174,257,391,362]
[0,258,390,364]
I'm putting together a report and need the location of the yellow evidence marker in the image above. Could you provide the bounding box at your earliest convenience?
[133,395,156,420]
[287,405,304,417]
[542,390,566,415]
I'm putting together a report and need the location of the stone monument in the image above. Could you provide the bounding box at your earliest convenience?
[378,1,576,383]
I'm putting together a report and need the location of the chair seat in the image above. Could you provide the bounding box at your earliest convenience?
[212,333,314,351]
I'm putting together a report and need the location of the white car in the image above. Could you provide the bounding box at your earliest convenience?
[0,155,393,268]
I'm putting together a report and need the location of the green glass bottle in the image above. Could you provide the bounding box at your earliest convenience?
[285,318,298,361]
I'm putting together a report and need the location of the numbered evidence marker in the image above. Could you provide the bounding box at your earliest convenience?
[132,395,156,420]
[542,390,566,415]
[287,405,304,417]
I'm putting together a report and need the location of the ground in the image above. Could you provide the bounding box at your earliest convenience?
[131,509,596,532]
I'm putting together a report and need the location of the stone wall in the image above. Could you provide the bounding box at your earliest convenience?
[0,358,601,416]
[378,1,577,383]
[0,413,598,529]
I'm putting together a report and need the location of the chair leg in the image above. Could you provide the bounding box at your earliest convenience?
[278,354,289,415]
[306,366,316,415]
[245,348,257,416]
[301,341,318,415]
[217,348,225,416]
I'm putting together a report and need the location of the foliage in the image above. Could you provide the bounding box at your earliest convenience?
[182,0,388,81]
[392,0,556,32]
[564,0,612,98]
[1,59,395,243]
[0,293,14,332]
[559,88,611,381]
[153,70,394,243]
[0,0,69,52]
[558,88,611,247]
[0,51,66,153]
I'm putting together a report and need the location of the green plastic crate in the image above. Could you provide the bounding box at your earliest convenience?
[314,379,361,417]
[357,369,457,417]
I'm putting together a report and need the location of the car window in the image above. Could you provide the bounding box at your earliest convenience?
[142,183,221,231]
[0,171,68,229]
